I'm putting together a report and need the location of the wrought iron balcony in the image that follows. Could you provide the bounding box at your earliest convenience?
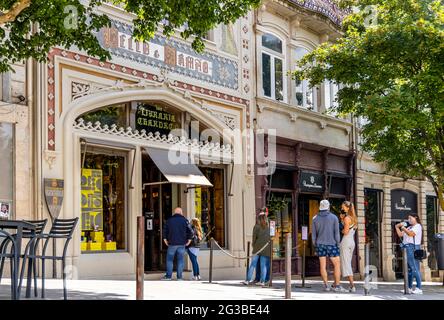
[288,0,350,25]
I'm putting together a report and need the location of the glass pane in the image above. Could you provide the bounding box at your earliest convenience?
[295,79,303,106]
[266,193,292,259]
[262,53,271,97]
[0,122,13,219]
[274,57,284,101]
[262,33,282,53]
[78,104,128,128]
[195,167,225,248]
[81,150,126,252]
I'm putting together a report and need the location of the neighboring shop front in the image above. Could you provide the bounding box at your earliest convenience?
[356,154,444,282]
[255,137,356,276]
[34,8,257,279]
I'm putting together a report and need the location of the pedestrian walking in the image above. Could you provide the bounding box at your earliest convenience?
[395,214,423,294]
[162,207,193,280]
[243,212,271,286]
[312,199,347,292]
[340,201,358,292]
[187,218,203,280]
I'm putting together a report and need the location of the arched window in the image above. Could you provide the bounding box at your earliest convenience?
[294,47,317,110]
[262,33,285,102]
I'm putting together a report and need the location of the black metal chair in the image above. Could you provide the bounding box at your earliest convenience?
[0,219,48,298]
[18,219,48,297]
[0,229,19,299]
[27,218,78,300]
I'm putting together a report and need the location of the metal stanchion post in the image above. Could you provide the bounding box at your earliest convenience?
[246,241,250,279]
[402,247,409,294]
[268,239,273,287]
[136,216,145,300]
[364,242,370,295]
[285,233,292,299]
[209,238,214,283]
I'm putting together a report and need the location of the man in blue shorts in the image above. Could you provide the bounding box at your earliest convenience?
[312,200,347,292]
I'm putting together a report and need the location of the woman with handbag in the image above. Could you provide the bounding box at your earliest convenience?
[187,218,203,280]
[395,214,424,294]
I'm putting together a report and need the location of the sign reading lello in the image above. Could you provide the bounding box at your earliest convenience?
[81,169,103,231]
[98,19,238,90]
[299,171,325,193]
[391,189,418,220]
[136,103,178,136]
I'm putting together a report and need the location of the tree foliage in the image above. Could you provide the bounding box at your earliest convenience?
[0,0,260,72]
[294,0,444,210]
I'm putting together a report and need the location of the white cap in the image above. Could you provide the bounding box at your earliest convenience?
[319,200,330,211]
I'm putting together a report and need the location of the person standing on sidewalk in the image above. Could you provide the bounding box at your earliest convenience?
[187,218,203,281]
[312,199,347,292]
[340,201,358,292]
[395,214,423,294]
[162,207,193,280]
[243,212,271,286]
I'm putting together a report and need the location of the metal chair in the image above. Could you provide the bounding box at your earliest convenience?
[18,219,48,297]
[0,229,19,299]
[0,219,48,298]
[28,218,78,300]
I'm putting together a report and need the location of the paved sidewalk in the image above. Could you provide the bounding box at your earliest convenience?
[1,278,443,300]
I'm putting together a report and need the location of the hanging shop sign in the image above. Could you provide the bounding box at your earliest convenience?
[135,103,178,136]
[81,169,103,231]
[299,171,324,193]
[98,19,239,90]
[44,178,64,220]
[391,189,418,220]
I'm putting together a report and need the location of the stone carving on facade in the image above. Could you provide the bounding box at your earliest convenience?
[44,150,59,169]
[71,81,108,101]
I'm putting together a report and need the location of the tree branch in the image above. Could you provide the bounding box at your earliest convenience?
[0,0,32,25]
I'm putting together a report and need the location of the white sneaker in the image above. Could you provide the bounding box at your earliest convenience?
[323,284,331,292]
[255,282,266,287]
[332,285,348,293]
[411,288,423,295]
[401,288,413,294]
[349,286,356,293]
[242,280,252,285]
[197,275,202,280]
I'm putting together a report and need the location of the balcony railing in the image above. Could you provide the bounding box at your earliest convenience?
[288,0,350,25]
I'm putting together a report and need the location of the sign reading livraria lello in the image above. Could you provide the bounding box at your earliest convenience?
[136,103,179,136]
[97,19,238,90]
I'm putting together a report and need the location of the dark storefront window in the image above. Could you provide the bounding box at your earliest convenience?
[195,167,225,248]
[0,123,13,219]
[364,189,383,276]
[269,169,293,190]
[81,148,127,252]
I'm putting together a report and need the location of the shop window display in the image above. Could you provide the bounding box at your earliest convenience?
[195,167,225,248]
[81,148,126,252]
[267,193,292,259]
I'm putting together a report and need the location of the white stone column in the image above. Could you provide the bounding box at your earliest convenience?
[356,170,366,278]
[419,181,432,281]
[382,176,396,281]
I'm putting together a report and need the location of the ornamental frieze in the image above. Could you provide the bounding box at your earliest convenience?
[97,19,239,90]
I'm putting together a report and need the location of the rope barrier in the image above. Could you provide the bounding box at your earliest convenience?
[211,239,271,260]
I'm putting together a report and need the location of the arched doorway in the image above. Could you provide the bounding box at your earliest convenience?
[60,86,234,277]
